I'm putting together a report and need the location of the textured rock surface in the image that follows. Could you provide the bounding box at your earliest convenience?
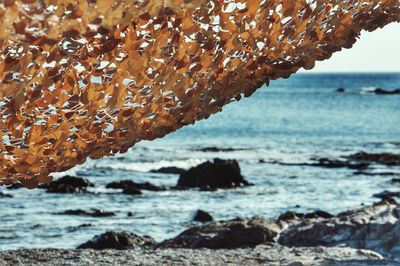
[77,231,155,250]
[159,217,279,249]
[0,245,392,266]
[177,159,250,190]
[45,176,94,194]
[279,201,400,258]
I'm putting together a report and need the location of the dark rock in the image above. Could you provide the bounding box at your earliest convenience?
[45,175,93,193]
[312,158,368,170]
[193,210,213,222]
[6,182,25,190]
[159,218,279,249]
[56,209,115,217]
[0,191,12,198]
[304,210,334,219]
[122,187,142,195]
[150,167,185,175]
[127,212,133,217]
[279,201,400,258]
[346,152,400,166]
[373,191,400,200]
[373,88,400,95]
[106,180,164,192]
[336,88,345,93]
[196,147,246,152]
[391,178,400,184]
[177,159,250,190]
[278,211,303,221]
[78,231,155,250]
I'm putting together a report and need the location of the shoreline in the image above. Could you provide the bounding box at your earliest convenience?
[0,199,399,266]
[0,245,397,266]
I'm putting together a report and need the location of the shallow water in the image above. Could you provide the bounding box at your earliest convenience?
[1,73,399,250]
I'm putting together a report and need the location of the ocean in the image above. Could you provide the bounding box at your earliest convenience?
[0,72,399,250]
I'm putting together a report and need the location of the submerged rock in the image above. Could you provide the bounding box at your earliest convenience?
[346,152,400,166]
[150,167,185,175]
[56,209,116,217]
[45,175,94,193]
[193,210,213,222]
[159,217,278,249]
[177,159,250,190]
[78,231,155,250]
[279,200,400,258]
[373,191,400,200]
[106,180,165,192]
[336,87,345,93]
[373,88,400,95]
[0,191,12,198]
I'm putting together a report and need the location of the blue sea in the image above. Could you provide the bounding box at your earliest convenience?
[1,73,399,249]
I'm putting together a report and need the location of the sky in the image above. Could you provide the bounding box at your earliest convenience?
[306,22,400,73]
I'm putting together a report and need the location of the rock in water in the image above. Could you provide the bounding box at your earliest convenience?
[45,175,94,193]
[56,209,116,217]
[122,187,142,195]
[279,200,400,258]
[193,210,213,222]
[106,180,165,192]
[177,159,250,190]
[159,218,278,249]
[78,231,155,250]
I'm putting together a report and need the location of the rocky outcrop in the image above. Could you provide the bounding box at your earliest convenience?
[45,176,94,193]
[56,209,116,217]
[373,88,400,95]
[177,159,250,190]
[346,152,400,166]
[106,180,165,192]
[78,231,155,250]
[159,217,279,249]
[193,210,213,222]
[279,200,400,258]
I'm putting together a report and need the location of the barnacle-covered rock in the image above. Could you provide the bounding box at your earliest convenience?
[1,1,400,187]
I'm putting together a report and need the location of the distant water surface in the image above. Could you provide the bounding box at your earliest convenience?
[1,72,399,249]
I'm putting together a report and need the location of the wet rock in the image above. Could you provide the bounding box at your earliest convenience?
[159,217,279,249]
[279,201,400,258]
[78,231,155,250]
[304,210,334,219]
[106,180,164,192]
[0,191,12,198]
[56,209,115,217]
[45,175,94,193]
[177,159,250,190]
[373,88,400,95]
[196,147,247,152]
[150,167,185,175]
[346,152,400,166]
[312,158,368,170]
[373,191,400,200]
[391,178,400,184]
[6,182,25,190]
[193,210,213,222]
[278,211,303,221]
[336,88,345,93]
[122,187,142,195]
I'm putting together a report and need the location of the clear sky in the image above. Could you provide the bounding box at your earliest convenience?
[305,22,400,73]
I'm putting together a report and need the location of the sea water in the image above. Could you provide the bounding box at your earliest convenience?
[0,72,399,249]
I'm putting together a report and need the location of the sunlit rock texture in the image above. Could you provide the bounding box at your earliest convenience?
[0,0,399,187]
